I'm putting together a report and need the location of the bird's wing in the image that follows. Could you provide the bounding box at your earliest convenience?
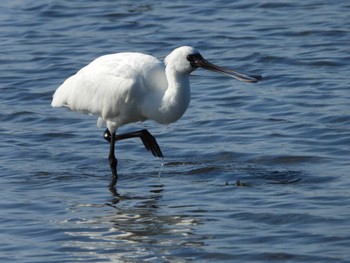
[52,53,163,124]
[52,64,134,117]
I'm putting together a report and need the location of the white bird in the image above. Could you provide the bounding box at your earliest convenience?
[52,46,261,186]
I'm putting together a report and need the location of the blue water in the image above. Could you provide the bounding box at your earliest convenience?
[1,0,350,262]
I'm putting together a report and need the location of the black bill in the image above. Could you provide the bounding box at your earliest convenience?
[189,54,262,83]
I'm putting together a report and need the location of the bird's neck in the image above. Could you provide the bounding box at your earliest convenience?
[157,67,191,124]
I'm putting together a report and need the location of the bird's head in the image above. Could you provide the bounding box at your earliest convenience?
[165,46,200,74]
[165,46,261,83]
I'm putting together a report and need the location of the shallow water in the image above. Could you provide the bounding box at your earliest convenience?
[1,0,350,262]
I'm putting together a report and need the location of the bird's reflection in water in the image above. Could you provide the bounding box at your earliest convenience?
[77,179,202,261]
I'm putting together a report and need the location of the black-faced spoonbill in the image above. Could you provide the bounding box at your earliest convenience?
[51,46,261,187]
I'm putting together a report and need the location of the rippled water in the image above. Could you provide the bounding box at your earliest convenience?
[1,0,350,262]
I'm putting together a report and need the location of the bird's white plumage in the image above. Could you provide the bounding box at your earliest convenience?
[52,46,198,132]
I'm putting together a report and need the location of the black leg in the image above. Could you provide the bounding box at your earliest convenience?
[108,131,118,182]
[115,129,164,158]
[106,129,118,195]
[103,128,111,143]
[104,128,163,158]
[104,128,163,191]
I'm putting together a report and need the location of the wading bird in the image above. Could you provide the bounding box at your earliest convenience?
[52,46,261,186]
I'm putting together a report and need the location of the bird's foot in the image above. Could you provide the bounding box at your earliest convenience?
[138,129,164,158]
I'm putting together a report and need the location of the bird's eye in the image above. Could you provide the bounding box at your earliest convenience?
[187,54,200,68]
[187,55,195,62]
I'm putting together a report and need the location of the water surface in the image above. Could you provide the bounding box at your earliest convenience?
[1,0,350,262]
